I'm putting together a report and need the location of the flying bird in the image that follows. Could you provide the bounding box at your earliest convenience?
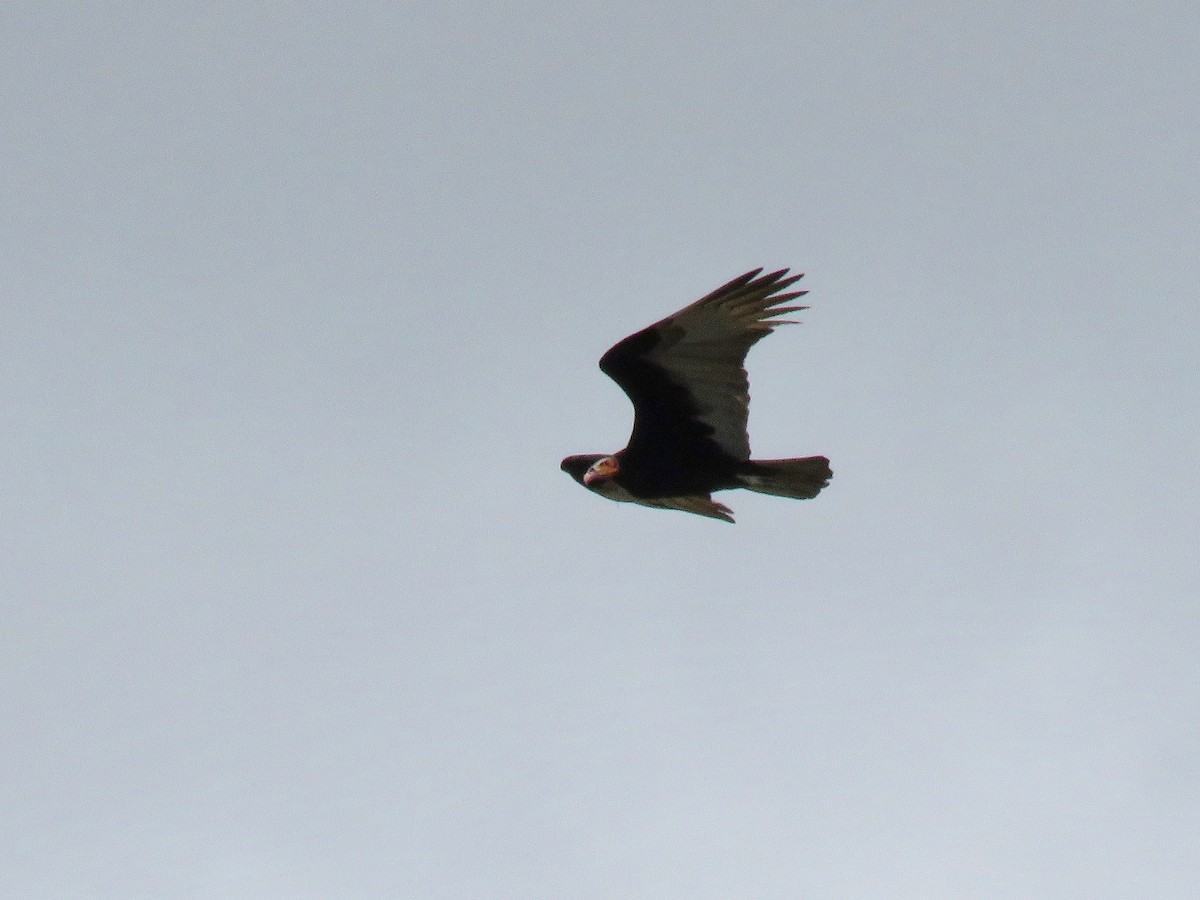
[561,268,831,522]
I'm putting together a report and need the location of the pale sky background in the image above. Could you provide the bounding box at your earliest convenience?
[4,2,1199,897]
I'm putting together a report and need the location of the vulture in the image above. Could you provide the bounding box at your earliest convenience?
[561,267,831,523]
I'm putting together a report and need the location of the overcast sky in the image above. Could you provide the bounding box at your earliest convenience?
[4,2,1199,897]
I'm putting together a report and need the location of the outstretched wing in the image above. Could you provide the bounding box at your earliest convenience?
[638,494,737,523]
[599,268,807,463]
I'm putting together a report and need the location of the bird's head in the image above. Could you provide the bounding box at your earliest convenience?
[583,455,620,485]
[560,454,620,488]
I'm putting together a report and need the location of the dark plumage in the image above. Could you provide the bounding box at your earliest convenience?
[561,268,831,522]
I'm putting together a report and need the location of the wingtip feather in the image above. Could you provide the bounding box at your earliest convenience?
[762,305,809,318]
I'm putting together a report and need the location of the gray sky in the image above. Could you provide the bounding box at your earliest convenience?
[4,2,1199,897]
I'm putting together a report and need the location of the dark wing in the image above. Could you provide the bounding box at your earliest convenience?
[639,494,737,523]
[599,268,807,463]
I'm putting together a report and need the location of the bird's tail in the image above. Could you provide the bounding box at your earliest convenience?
[739,456,832,500]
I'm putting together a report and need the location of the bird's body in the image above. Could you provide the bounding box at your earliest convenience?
[561,268,831,522]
